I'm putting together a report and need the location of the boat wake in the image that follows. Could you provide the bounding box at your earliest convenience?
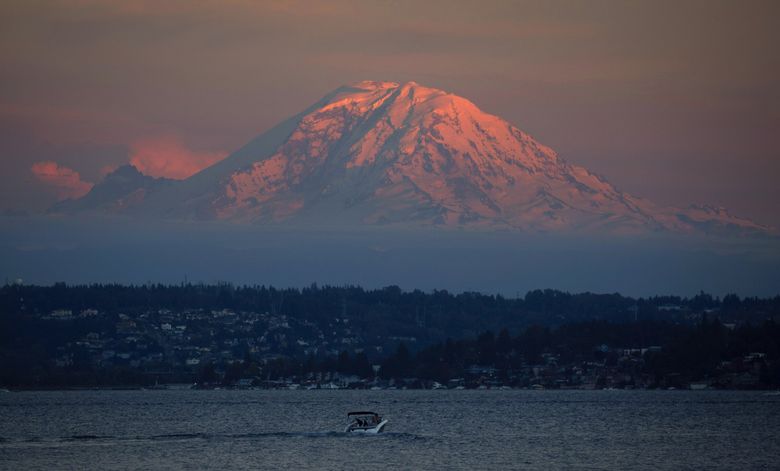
[1,431,427,447]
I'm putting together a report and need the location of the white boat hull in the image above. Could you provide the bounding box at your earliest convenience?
[345,419,388,434]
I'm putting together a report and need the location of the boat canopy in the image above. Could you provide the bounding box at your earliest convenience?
[347,411,378,416]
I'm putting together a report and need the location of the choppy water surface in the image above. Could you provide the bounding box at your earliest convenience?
[1,390,779,470]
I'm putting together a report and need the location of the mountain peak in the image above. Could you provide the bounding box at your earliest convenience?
[105,164,144,179]
[57,81,769,235]
[347,80,399,90]
[51,164,172,214]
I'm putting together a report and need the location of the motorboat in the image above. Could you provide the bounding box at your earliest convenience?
[344,411,388,434]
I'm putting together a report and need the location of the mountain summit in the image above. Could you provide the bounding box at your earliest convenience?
[62,81,766,234]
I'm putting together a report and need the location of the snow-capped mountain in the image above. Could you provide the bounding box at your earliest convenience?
[59,81,768,234]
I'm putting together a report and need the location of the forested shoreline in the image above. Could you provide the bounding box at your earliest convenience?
[1,283,778,389]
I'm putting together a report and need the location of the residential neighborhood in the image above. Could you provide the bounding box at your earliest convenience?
[2,284,778,390]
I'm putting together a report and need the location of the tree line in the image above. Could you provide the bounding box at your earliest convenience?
[202,318,780,389]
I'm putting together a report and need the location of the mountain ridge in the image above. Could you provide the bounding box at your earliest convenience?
[55,81,769,235]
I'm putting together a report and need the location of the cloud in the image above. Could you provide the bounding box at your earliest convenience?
[31,161,94,199]
[129,135,227,179]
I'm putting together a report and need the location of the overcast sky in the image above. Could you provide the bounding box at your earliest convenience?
[1,0,778,226]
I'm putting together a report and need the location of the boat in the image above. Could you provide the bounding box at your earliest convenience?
[344,411,388,434]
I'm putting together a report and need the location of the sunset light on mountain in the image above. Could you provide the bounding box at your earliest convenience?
[1,2,779,469]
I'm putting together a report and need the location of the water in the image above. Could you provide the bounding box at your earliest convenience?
[1,390,778,470]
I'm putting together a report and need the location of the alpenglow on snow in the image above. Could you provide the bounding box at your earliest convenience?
[56,81,767,235]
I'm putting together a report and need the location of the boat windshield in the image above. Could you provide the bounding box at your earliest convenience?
[347,412,382,426]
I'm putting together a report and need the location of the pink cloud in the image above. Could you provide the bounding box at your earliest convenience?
[129,135,227,179]
[31,161,94,200]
